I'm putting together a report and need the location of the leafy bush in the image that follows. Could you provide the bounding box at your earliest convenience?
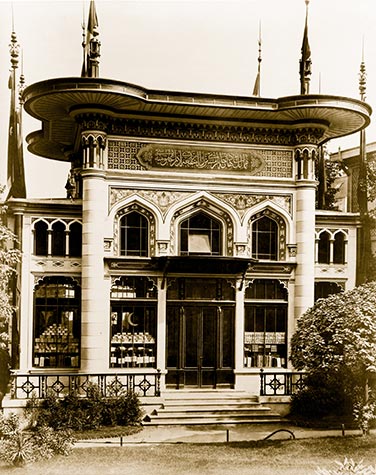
[0,412,74,467]
[290,282,376,432]
[290,372,352,421]
[316,458,376,475]
[26,384,142,431]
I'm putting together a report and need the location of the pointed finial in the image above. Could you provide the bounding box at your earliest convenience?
[81,0,100,78]
[300,0,311,94]
[9,30,20,71]
[18,49,26,105]
[359,37,366,101]
[318,72,321,94]
[252,20,262,96]
[257,21,262,64]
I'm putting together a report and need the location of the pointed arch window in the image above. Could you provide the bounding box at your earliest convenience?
[34,220,48,256]
[120,211,149,257]
[318,231,330,264]
[333,232,346,264]
[69,222,82,257]
[51,221,66,256]
[180,212,222,256]
[252,216,278,260]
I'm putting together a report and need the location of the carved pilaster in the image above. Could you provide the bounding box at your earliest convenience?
[294,145,317,180]
[81,130,107,169]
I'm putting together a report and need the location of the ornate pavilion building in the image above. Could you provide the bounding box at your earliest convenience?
[3,1,372,419]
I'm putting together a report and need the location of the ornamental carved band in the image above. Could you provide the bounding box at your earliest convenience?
[137,144,265,174]
[108,140,293,178]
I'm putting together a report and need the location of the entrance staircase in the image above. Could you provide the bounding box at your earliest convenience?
[142,390,284,425]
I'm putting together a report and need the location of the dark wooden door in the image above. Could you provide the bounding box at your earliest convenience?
[166,305,234,388]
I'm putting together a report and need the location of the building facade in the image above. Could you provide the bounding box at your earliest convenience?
[3,2,372,407]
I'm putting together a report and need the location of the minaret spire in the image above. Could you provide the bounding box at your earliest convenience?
[7,28,26,199]
[357,40,370,284]
[252,21,262,97]
[299,0,311,95]
[81,0,100,78]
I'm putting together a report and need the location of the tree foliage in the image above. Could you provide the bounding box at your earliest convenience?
[0,198,21,349]
[291,282,376,431]
[291,282,376,378]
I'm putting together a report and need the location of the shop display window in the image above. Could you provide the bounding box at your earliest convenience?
[110,277,157,368]
[33,277,81,368]
[244,279,287,369]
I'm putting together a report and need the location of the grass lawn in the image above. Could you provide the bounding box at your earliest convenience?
[0,435,375,475]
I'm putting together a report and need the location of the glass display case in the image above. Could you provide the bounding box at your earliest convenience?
[110,276,157,369]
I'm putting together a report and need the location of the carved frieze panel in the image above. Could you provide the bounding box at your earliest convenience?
[108,141,145,170]
[107,140,293,178]
[109,119,325,146]
[213,193,292,218]
[110,188,292,226]
[110,188,192,216]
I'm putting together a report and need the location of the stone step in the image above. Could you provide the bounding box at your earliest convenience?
[150,409,274,418]
[164,390,258,400]
[143,391,283,426]
[161,403,264,410]
[143,415,283,425]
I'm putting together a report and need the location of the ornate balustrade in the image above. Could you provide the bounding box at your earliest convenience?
[9,370,161,400]
[260,369,306,396]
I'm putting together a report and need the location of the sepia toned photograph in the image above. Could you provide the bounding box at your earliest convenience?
[0,1,376,473]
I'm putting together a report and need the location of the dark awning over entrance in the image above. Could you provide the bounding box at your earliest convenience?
[154,256,254,276]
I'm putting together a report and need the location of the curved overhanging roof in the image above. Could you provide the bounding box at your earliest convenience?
[23,77,372,161]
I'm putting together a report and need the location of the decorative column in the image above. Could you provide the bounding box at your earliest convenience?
[80,124,108,372]
[294,144,317,320]
[156,277,167,391]
[234,278,245,385]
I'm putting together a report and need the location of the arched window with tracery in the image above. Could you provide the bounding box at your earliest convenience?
[120,211,149,257]
[180,211,222,256]
[252,216,278,260]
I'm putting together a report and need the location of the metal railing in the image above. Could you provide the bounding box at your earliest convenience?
[10,370,161,400]
[260,369,306,396]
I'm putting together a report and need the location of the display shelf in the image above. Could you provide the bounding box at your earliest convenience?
[110,332,156,368]
[33,323,79,368]
[244,340,286,368]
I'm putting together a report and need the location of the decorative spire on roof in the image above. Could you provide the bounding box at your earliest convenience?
[252,21,262,97]
[357,40,371,284]
[7,28,26,199]
[81,0,100,78]
[299,0,311,95]
[359,39,366,101]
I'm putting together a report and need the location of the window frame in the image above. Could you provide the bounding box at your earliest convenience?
[119,211,149,257]
[179,211,222,256]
